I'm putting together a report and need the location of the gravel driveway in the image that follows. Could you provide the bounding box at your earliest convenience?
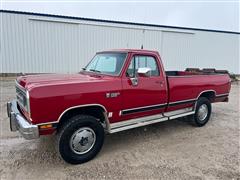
[0,78,239,180]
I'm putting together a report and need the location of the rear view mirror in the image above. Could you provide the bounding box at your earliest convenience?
[137,67,151,77]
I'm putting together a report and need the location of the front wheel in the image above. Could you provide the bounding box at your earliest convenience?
[192,97,212,127]
[57,115,105,164]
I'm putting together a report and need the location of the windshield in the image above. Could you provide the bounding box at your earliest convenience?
[84,53,127,76]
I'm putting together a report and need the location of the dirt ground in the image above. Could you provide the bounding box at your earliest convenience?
[0,78,239,180]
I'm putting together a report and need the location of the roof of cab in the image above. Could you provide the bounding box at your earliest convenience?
[97,49,159,54]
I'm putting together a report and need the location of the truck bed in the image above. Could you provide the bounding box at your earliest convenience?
[165,71,231,112]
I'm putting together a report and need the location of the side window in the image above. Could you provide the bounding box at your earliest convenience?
[146,56,160,76]
[126,56,160,77]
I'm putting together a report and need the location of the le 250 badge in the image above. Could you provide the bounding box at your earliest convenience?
[106,92,120,98]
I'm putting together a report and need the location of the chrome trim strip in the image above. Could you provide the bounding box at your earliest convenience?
[196,90,216,100]
[169,111,195,120]
[215,93,229,97]
[57,104,108,121]
[194,90,216,110]
[164,107,193,117]
[110,114,168,133]
[111,114,164,129]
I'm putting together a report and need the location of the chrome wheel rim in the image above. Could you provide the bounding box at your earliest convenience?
[197,104,208,121]
[70,127,96,154]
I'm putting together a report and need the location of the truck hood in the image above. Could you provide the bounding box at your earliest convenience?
[17,73,113,90]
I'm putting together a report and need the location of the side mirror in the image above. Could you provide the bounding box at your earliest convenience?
[137,67,151,77]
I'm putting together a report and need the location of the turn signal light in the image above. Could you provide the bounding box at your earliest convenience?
[39,124,53,129]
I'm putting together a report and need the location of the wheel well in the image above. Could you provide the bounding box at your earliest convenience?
[198,91,216,102]
[57,106,108,131]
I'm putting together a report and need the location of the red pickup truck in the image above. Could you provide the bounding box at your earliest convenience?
[7,49,231,164]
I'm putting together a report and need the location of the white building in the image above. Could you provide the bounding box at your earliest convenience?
[1,10,239,74]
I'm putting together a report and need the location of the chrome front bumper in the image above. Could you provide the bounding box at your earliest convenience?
[7,100,39,140]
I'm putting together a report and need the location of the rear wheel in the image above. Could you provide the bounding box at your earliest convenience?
[57,115,104,164]
[192,97,212,127]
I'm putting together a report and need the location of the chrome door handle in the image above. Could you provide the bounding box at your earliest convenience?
[155,81,164,87]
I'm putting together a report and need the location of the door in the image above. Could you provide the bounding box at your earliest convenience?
[121,54,168,120]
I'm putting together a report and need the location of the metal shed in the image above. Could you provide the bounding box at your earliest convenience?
[1,10,239,74]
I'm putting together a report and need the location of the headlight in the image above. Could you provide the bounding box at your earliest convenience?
[25,90,30,113]
[16,81,30,114]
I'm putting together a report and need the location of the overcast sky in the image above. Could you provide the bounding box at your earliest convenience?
[1,1,239,32]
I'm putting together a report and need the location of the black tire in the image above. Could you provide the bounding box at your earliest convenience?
[57,115,104,164]
[192,97,212,127]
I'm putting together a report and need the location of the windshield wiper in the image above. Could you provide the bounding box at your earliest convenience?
[89,69,101,73]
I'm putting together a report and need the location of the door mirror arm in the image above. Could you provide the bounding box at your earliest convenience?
[130,77,138,86]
